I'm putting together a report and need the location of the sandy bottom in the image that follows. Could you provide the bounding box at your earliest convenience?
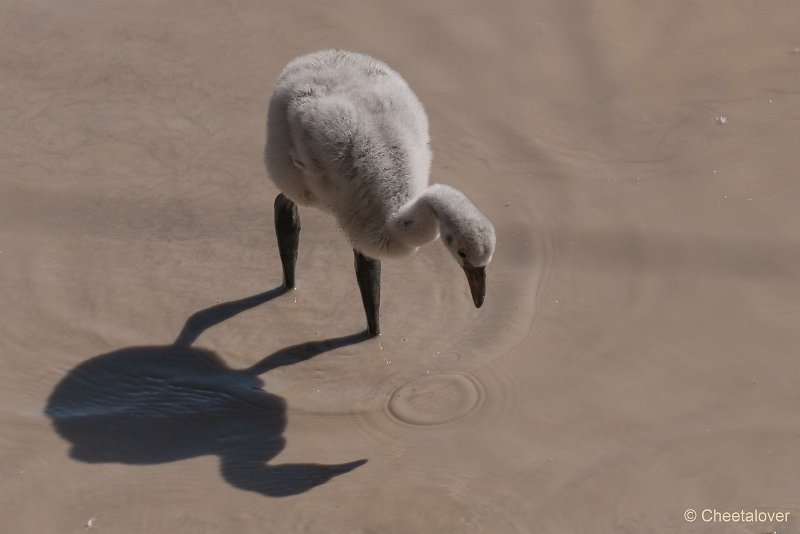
[3,0,800,532]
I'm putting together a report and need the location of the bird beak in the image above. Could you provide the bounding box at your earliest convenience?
[462,264,486,308]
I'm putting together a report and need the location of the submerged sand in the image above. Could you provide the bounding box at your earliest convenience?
[2,0,800,532]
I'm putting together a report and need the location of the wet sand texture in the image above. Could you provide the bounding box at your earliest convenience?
[3,0,800,532]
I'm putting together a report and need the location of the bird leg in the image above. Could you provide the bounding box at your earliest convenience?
[353,250,381,337]
[274,193,301,288]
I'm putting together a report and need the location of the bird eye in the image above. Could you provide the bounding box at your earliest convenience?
[458,250,466,259]
[403,220,412,226]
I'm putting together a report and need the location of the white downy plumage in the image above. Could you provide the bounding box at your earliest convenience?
[265,49,496,269]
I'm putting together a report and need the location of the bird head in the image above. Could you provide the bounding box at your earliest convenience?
[439,211,496,308]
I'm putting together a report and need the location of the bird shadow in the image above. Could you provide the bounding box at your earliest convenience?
[44,287,369,497]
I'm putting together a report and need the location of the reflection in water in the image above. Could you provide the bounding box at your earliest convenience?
[45,288,368,497]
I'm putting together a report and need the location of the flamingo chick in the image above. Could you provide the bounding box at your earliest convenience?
[264,50,496,336]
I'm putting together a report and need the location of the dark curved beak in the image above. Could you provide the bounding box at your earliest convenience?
[462,265,486,308]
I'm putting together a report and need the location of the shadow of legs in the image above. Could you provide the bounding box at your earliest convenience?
[245,330,372,376]
[174,287,289,347]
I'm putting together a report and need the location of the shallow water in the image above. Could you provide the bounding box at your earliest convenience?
[2,0,800,532]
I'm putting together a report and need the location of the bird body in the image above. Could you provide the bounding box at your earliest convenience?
[266,50,432,258]
[265,50,496,334]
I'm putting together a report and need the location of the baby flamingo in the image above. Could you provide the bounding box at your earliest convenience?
[265,50,496,336]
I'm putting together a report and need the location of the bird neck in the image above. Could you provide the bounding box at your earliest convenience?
[388,184,464,250]
[388,191,441,250]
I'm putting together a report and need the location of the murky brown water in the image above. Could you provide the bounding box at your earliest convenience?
[2,0,800,532]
